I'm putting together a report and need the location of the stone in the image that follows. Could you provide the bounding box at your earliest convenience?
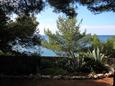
[53,75,62,79]
[108,72,114,77]
[97,74,104,79]
[62,76,71,80]
[93,75,98,79]
[28,74,33,79]
[41,75,51,79]
[88,74,93,78]
[71,76,78,79]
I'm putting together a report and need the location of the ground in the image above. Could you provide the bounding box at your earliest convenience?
[39,78,113,86]
[0,77,113,86]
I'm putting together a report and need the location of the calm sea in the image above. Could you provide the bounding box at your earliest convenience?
[97,35,115,42]
[41,35,115,56]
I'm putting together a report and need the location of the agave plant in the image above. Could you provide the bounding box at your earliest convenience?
[86,48,106,63]
[82,48,109,73]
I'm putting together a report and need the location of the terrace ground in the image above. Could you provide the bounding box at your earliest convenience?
[0,77,113,86]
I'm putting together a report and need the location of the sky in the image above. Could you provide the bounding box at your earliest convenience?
[36,5,115,35]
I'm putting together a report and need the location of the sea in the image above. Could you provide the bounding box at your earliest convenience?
[41,35,115,56]
[97,35,115,42]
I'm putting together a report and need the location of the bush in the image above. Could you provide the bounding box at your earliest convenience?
[41,67,68,75]
[81,48,109,73]
[81,57,109,73]
[40,61,57,69]
[57,58,79,73]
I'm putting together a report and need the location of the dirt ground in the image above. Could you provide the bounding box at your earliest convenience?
[38,78,113,86]
[0,78,113,86]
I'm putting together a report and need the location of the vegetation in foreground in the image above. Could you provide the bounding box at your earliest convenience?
[41,17,115,75]
[0,17,114,77]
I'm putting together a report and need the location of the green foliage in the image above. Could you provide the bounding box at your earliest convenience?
[40,61,56,69]
[91,35,102,49]
[0,0,45,16]
[82,58,109,73]
[40,60,67,75]
[86,48,105,63]
[0,7,10,52]
[82,48,109,73]
[0,0,114,17]
[57,58,79,73]
[0,50,15,56]
[41,67,67,75]
[0,12,41,55]
[0,7,8,29]
[102,36,115,58]
[43,17,91,58]
[78,0,115,13]
[7,15,38,40]
[91,35,115,58]
[47,0,76,17]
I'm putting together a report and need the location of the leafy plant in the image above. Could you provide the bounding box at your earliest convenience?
[41,67,68,75]
[57,57,81,73]
[83,48,109,73]
[86,48,105,63]
[102,36,115,58]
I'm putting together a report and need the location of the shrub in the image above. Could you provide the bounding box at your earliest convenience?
[41,67,68,75]
[57,57,79,73]
[82,48,109,73]
[40,61,57,69]
[81,58,109,73]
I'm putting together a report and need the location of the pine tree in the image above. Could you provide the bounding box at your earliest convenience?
[42,17,91,58]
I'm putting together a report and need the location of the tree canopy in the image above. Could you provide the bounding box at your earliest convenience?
[0,0,114,17]
[0,10,41,55]
[77,0,115,13]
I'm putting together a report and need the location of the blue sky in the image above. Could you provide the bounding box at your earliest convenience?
[36,5,115,35]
